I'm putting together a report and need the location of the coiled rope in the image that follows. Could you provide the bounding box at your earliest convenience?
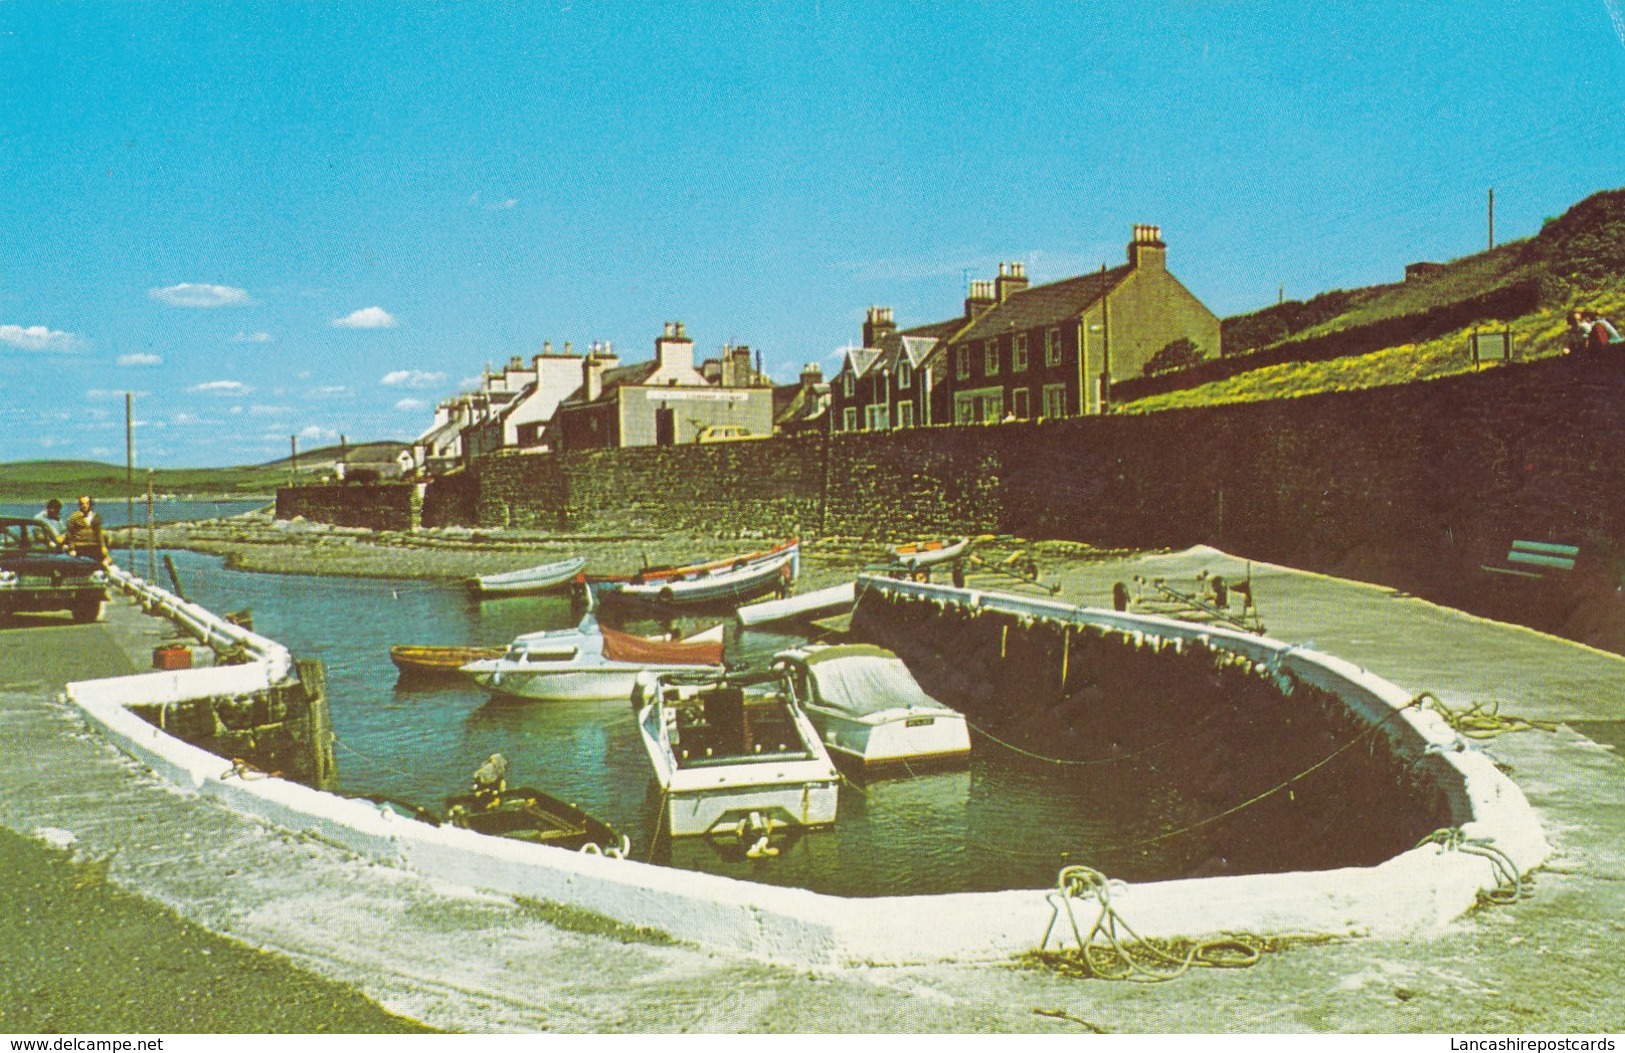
[1037,865,1263,982]
[1416,692,1558,740]
[1416,827,1532,905]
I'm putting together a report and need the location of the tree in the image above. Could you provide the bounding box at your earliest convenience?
[1142,337,1206,376]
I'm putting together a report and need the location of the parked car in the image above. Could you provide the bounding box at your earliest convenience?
[0,517,109,624]
[693,424,766,444]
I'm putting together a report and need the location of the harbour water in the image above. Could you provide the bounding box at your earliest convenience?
[155,548,1220,896]
[0,499,267,530]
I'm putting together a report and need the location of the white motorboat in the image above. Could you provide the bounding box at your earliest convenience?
[735,581,855,627]
[461,615,724,702]
[468,556,587,598]
[775,644,970,769]
[635,668,839,838]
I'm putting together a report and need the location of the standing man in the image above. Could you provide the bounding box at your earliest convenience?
[62,495,108,564]
[33,498,65,546]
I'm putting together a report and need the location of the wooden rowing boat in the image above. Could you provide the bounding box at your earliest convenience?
[444,786,628,854]
[469,556,588,598]
[390,644,506,677]
[891,537,972,568]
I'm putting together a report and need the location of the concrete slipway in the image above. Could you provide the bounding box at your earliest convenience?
[1,548,1621,1032]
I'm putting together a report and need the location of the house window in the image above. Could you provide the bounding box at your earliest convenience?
[956,346,970,380]
[843,371,854,398]
[897,402,915,429]
[1046,328,1062,366]
[898,361,912,388]
[1013,333,1028,372]
[1013,388,1031,419]
[955,397,975,424]
[982,392,1004,422]
[866,404,889,431]
[843,407,858,432]
[1042,384,1067,420]
[985,339,1000,376]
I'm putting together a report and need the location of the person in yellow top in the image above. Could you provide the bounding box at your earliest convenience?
[62,495,109,564]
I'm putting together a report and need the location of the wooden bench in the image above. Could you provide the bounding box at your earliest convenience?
[1482,540,1580,579]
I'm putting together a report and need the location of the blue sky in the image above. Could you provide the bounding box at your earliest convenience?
[4,1,1624,466]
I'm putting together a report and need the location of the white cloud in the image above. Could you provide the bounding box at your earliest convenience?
[1,324,79,352]
[249,404,292,416]
[118,352,163,367]
[381,369,445,388]
[86,388,146,400]
[486,198,518,211]
[308,385,350,398]
[333,306,397,329]
[458,375,482,387]
[149,283,252,308]
[189,380,252,395]
[299,425,336,441]
[231,331,273,344]
[394,398,427,411]
[173,413,201,425]
[88,446,111,457]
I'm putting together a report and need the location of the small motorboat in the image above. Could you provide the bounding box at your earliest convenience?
[735,581,855,627]
[390,644,506,678]
[460,614,725,702]
[589,539,799,608]
[469,555,588,598]
[444,786,628,855]
[635,667,840,839]
[775,644,970,770]
[890,537,973,569]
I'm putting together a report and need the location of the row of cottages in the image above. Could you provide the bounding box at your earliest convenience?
[829,225,1220,430]
[412,344,596,473]
[551,322,776,450]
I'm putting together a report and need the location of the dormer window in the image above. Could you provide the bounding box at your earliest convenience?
[897,360,912,389]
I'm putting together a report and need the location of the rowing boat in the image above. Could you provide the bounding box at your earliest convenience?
[390,644,506,677]
[891,537,972,568]
[468,555,588,598]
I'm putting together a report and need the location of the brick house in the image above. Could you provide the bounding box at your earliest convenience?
[830,225,1219,430]
[552,322,774,450]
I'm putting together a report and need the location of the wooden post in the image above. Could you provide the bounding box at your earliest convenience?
[125,392,135,569]
[162,553,187,601]
[298,659,337,792]
[146,471,156,582]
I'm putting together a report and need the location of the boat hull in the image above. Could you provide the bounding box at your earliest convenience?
[391,645,505,676]
[470,556,588,598]
[805,707,971,768]
[662,780,839,838]
[611,547,797,608]
[463,662,719,703]
[891,538,971,569]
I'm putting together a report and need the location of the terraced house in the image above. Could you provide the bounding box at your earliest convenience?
[830,225,1220,430]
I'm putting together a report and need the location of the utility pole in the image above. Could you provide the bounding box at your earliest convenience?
[1099,263,1112,413]
[125,392,134,570]
[1488,187,1495,251]
[290,434,299,486]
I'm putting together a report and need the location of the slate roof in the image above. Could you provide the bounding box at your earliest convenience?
[555,359,659,409]
[947,267,1131,347]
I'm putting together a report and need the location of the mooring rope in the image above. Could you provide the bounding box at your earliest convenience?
[1089,693,1429,855]
[1415,691,1558,740]
[966,706,1232,767]
[330,733,421,779]
[1037,865,1264,982]
[1416,827,1532,905]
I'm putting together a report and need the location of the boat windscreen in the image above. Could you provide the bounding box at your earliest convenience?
[807,656,944,718]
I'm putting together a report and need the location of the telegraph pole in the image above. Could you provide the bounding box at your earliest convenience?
[125,392,134,569]
[1488,187,1495,250]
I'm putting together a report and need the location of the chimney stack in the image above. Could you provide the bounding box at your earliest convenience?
[995,261,1029,303]
[583,349,606,402]
[800,362,823,388]
[655,321,694,376]
[965,279,996,319]
[1128,224,1166,270]
[862,306,897,348]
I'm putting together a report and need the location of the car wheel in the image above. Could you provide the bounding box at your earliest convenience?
[70,600,104,624]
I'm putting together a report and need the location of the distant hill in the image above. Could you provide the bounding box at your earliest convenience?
[258,440,410,470]
[1118,186,1625,411]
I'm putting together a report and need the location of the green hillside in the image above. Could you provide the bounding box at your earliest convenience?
[1124,187,1625,412]
[0,460,291,502]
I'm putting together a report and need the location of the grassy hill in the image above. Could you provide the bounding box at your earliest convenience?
[1121,187,1625,413]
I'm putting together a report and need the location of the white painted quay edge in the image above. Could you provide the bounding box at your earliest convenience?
[64,567,1550,967]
